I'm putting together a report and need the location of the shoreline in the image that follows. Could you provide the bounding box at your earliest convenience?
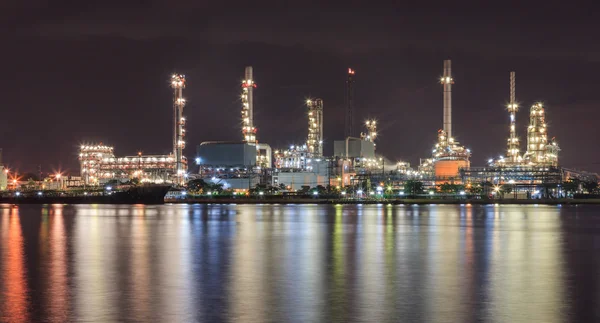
[166,197,600,205]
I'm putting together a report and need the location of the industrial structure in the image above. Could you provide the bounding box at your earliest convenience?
[66,59,595,196]
[488,73,561,168]
[460,72,567,196]
[241,66,257,144]
[420,59,471,183]
[306,98,324,158]
[345,68,356,138]
[0,149,6,190]
[523,102,560,166]
[506,72,521,164]
[361,120,377,146]
[171,74,187,185]
[79,73,189,186]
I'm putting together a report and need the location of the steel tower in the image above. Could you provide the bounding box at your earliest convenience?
[506,72,521,163]
[306,98,323,157]
[345,68,355,138]
[241,66,257,144]
[171,74,186,184]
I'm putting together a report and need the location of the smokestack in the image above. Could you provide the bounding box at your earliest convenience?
[442,60,453,139]
[345,68,355,138]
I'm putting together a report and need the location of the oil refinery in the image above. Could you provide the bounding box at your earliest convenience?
[75,61,599,196]
[2,59,597,199]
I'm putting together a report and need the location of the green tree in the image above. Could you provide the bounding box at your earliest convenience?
[187,179,208,193]
[404,180,424,195]
[466,183,483,195]
[562,178,579,194]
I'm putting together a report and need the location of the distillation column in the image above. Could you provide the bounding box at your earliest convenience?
[306,98,324,158]
[171,74,186,184]
[241,66,257,144]
[526,103,548,164]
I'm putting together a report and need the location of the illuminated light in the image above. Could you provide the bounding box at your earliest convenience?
[341,191,347,195]
[399,191,404,195]
[313,191,318,196]
[357,190,363,194]
[259,191,264,196]
[459,191,466,195]
[429,191,434,195]
[15,192,21,197]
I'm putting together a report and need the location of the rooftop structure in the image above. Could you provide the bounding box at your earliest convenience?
[361,120,377,147]
[274,145,310,170]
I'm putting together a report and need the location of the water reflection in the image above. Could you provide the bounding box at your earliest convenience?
[0,207,28,323]
[0,203,598,322]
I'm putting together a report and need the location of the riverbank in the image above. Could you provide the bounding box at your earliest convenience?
[166,197,600,205]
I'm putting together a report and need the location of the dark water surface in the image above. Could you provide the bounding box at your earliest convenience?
[0,204,599,322]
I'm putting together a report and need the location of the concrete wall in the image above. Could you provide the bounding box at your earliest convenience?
[197,142,257,167]
[273,172,329,191]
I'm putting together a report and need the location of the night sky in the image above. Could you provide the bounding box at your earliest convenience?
[2,1,599,175]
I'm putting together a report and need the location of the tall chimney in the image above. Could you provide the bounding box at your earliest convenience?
[442,60,453,139]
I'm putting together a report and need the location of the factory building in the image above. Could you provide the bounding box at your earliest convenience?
[197,142,257,167]
[0,149,6,190]
[79,144,176,185]
[272,159,330,191]
[78,73,189,186]
[195,141,263,190]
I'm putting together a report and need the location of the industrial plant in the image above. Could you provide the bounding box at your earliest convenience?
[73,60,600,196]
[2,59,597,200]
[78,73,189,186]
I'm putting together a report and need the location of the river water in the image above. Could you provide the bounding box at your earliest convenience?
[0,203,598,322]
